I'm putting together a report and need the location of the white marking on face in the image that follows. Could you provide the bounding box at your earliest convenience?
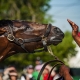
[50,36,56,41]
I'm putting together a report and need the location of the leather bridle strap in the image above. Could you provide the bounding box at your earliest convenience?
[5,23,51,53]
[41,24,52,51]
[44,24,52,37]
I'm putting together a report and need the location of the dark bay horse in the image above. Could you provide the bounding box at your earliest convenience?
[0,20,64,61]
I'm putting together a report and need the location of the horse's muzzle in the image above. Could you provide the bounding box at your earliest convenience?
[50,33,64,45]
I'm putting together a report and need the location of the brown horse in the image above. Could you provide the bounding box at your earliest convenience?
[67,19,80,47]
[0,20,64,61]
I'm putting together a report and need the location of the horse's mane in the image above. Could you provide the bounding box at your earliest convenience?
[0,20,38,27]
[0,20,13,27]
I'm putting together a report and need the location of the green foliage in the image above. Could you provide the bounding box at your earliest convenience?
[0,0,52,23]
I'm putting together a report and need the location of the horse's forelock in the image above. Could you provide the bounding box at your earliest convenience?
[6,20,45,31]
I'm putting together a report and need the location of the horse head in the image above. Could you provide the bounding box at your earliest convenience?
[0,20,64,61]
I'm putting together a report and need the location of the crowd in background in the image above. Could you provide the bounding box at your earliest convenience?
[0,57,61,80]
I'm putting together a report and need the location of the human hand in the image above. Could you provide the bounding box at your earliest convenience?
[67,19,79,37]
[4,67,16,75]
[59,65,70,76]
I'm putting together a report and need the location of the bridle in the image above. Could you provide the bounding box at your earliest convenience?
[5,23,52,53]
[37,46,64,80]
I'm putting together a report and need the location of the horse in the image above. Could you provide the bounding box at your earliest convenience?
[0,20,64,61]
[67,19,80,47]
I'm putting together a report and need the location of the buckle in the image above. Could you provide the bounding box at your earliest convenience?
[7,34,15,41]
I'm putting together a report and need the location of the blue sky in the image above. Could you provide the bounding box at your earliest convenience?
[48,0,80,32]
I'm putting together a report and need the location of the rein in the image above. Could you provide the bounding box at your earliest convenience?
[37,46,64,80]
[5,23,52,53]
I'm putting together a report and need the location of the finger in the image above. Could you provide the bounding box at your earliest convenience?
[67,19,73,24]
[67,19,75,29]
[67,19,78,27]
[67,19,78,30]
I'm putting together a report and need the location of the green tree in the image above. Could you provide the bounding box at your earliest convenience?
[0,0,52,23]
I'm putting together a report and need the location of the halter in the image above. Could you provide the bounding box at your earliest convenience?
[5,23,52,53]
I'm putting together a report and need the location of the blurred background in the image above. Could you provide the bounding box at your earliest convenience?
[0,0,80,80]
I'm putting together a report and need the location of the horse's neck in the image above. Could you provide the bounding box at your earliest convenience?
[12,21,47,36]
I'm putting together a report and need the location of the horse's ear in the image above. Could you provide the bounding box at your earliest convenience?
[0,28,6,35]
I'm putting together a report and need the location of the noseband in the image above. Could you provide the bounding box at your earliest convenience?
[5,23,52,53]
